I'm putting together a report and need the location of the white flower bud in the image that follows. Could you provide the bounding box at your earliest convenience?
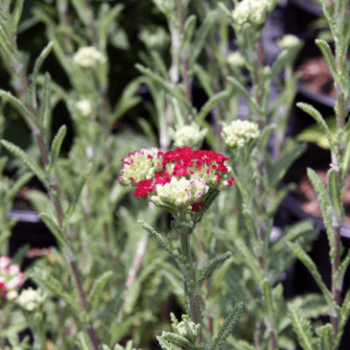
[222,120,260,149]
[17,288,44,311]
[278,34,300,49]
[227,51,245,69]
[76,100,93,117]
[73,47,105,68]
[170,124,207,149]
[150,177,209,210]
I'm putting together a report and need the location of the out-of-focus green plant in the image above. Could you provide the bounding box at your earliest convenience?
[2,0,350,350]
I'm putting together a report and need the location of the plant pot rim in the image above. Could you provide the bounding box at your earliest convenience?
[9,209,40,223]
[289,0,323,16]
[280,193,350,240]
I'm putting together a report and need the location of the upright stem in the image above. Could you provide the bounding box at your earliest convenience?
[180,230,203,344]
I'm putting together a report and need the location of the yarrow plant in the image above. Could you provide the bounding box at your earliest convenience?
[0,256,24,303]
[118,147,234,215]
[118,147,241,349]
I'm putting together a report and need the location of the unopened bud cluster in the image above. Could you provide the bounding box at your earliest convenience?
[278,34,300,49]
[118,147,234,213]
[139,27,169,50]
[169,124,207,149]
[222,120,259,149]
[227,51,245,69]
[76,100,93,117]
[0,256,24,302]
[73,46,105,68]
[17,288,44,311]
[232,0,277,27]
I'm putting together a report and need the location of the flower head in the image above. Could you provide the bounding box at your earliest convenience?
[0,256,24,303]
[73,46,105,68]
[169,124,207,149]
[76,100,93,117]
[118,147,234,213]
[118,147,164,186]
[278,35,301,49]
[150,177,209,210]
[232,0,277,27]
[227,51,245,69]
[17,288,44,311]
[222,120,259,149]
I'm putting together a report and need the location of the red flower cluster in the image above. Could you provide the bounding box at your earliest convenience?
[119,147,234,211]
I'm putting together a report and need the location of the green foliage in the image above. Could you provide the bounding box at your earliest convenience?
[288,304,316,350]
[211,302,244,350]
[1,140,49,188]
[87,270,113,309]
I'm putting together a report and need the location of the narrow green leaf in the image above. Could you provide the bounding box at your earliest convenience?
[50,125,67,169]
[315,324,333,350]
[78,332,92,350]
[334,249,350,287]
[297,103,339,164]
[137,118,157,146]
[39,72,52,141]
[195,91,229,122]
[65,164,92,223]
[288,304,316,350]
[8,173,33,200]
[341,133,350,182]
[327,168,344,221]
[307,168,335,259]
[97,4,124,51]
[12,0,25,32]
[30,41,54,108]
[258,123,276,150]
[198,252,232,287]
[1,140,48,188]
[39,212,70,250]
[211,302,244,350]
[217,2,231,16]
[272,221,314,254]
[268,142,306,188]
[33,267,81,317]
[193,64,214,97]
[242,209,258,237]
[182,15,197,49]
[315,40,337,78]
[287,243,335,308]
[337,288,350,346]
[262,279,274,320]
[234,239,263,284]
[227,76,260,114]
[162,333,193,349]
[190,11,216,66]
[0,90,40,130]
[135,64,191,109]
[87,270,113,308]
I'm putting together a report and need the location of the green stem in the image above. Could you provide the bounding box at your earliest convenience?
[179,226,203,344]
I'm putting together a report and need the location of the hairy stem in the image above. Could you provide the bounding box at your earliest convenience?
[180,230,203,345]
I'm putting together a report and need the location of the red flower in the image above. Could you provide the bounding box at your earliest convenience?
[173,164,188,177]
[0,281,7,300]
[134,179,155,198]
[191,201,204,212]
[155,171,170,185]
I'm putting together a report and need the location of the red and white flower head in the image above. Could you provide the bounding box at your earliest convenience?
[118,147,234,213]
[0,256,24,303]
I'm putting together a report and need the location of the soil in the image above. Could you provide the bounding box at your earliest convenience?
[296,169,350,225]
[296,56,336,97]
